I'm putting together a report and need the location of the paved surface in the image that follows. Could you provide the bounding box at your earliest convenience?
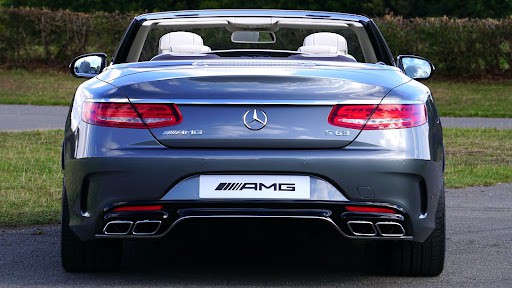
[1,183,511,287]
[0,105,67,131]
[1,104,512,131]
[441,117,512,129]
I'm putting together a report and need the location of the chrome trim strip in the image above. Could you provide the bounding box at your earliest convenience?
[346,220,377,236]
[169,216,346,238]
[375,222,406,237]
[132,220,162,235]
[85,98,130,103]
[121,98,424,106]
[103,220,133,235]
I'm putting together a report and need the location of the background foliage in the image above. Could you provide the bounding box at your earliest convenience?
[0,7,511,78]
[2,0,512,18]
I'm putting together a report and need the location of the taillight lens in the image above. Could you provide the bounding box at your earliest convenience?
[82,102,182,128]
[328,104,427,130]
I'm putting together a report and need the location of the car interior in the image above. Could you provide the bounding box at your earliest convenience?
[127,17,379,63]
[150,30,359,62]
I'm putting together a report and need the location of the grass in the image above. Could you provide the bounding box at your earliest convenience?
[444,128,512,188]
[0,69,85,106]
[0,69,511,118]
[0,128,511,226]
[0,130,62,226]
[426,80,512,118]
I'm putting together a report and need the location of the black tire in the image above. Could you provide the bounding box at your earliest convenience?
[61,189,123,272]
[388,190,446,276]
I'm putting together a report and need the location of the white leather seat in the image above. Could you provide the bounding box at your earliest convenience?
[158,31,211,54]
[298,32,355,60]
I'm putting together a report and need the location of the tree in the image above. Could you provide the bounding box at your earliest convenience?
[2,0,511,18]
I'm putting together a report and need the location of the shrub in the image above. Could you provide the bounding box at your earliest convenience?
[0,8,134,68]
[0,8,510,78]
[376,15,512,77]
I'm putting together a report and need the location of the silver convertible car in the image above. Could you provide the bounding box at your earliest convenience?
[63,9,445,275]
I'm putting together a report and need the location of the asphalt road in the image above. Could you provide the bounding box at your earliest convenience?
[1,104,512,131]
[0,105,68,131]
[0,183,511,287]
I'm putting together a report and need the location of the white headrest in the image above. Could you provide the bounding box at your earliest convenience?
[166,45,211,53]
[297,46,340,55]
[299,32,349,55]
[158,32,210,54]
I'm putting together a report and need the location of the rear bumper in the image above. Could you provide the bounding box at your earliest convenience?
[63,147,443,243]
[96,201,412,241]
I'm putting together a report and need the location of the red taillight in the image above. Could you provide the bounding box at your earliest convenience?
[328,104,427,130]
[112,205,164,212]
[345,206,397,214]
[82,102,182,128]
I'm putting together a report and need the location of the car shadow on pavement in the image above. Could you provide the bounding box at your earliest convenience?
[115,219,390,284]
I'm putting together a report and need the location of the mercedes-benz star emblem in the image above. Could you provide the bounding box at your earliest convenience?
[243,109,268,130]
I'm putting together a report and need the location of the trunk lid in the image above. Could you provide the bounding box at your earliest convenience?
[105,61,410,149]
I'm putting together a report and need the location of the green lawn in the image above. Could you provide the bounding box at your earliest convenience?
[444,128,512,188]
[0,69,85,106]
[0,69,511,118]
[0,128,510,226]
[0,130,62,226]
[427,80,512,118]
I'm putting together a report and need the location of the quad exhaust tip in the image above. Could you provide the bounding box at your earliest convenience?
[103,220,161,235]
[132,220,162,235]
[347,221,377,236]
[347,221,405,237]
[103,220,133,235]
[375,222,405,237]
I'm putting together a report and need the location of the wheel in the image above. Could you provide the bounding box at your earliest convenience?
[61,189,123,272]
[388,190,445,276]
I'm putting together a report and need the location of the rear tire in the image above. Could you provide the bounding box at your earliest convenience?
[61,189,123,272]
[388,190,445,276]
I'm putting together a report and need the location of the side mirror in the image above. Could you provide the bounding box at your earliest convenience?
[397,55,435,80]
[69,53,107,79]
[231,31,276,44]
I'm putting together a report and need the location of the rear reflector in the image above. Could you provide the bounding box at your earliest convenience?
[112,205,164,212]
[345,206,397,214]
[328,104,427,130]
[82,102,182,128]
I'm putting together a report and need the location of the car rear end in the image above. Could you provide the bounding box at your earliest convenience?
[62,61,444,275]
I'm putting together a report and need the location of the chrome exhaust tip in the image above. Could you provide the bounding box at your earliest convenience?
[103,220,133,235]
[375,222,405,237]
[132,220,162,235]
[347,221,377,236]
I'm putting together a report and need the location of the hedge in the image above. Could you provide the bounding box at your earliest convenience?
[0,8,133,68]
[376,15,512,78]
[0,7,511,78]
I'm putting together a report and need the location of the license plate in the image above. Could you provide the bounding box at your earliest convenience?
[199,175,310,199]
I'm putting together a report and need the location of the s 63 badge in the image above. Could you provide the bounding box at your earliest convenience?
[325,130,350,136]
